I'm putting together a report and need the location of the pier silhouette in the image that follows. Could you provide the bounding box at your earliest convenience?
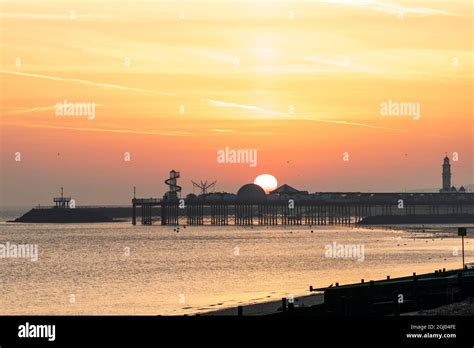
[132,193,474,226]
[132,161,474,226]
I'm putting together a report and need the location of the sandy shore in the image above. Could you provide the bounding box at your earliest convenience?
[202,293,324,316]
[204,294,474,316]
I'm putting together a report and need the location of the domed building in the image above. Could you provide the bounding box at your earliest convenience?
[237,183,266,202]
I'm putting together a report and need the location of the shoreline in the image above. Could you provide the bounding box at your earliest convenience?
[201,292,324,316]
[201,267,474,316]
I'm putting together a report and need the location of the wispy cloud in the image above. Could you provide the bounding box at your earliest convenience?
[1,122,190,137]
[0,12,112,21]
[209,128,237,133]
[243,131,274,136]
[184,49,240,66]
[319,0,454,16]
[3,105,58,116]
[4,104,103,116]
[303,55,382,73]
[202,98,400,131]
[0,70,175,96]
[208,128,272,136]
[301,117,399,131]
[202,99,288,117]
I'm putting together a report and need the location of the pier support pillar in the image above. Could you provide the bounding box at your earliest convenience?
[132,201,136,225]
[161,204,167,225]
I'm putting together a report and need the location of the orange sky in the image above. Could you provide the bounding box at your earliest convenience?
[1,0,473,206]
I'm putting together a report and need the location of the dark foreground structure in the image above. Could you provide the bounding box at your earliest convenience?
[315,268,474,316]
[244,267,474,317]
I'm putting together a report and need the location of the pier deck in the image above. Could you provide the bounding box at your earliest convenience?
[132,193,474,226]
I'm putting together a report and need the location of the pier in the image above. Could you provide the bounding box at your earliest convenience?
[132,165,474,226]
[132,193,474,226]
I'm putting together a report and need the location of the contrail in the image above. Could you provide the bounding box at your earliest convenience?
[319,0,454,16]
[0,70,175,96]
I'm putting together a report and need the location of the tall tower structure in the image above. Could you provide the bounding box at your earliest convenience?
[441,155,451,192]
[164,170,182,201]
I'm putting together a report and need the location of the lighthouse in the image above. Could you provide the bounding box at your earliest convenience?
[440,155,452,192]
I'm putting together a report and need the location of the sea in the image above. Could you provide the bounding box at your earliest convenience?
[0,207,472,315]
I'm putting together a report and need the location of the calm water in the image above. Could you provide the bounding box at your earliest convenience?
[0,207,30,222]
[0,220,472,315]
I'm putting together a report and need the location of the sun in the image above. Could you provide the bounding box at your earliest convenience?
[254,174,278,193]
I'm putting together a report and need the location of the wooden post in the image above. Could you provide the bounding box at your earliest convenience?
[446,286,454,305]
[132,201,136,225]
[341,296,348,316]
[161,204,166,225]
[393,292,400,316]
[412,272,418,308]
[369,281,375,313]
[458,228,466,269]
[288,302,294,311]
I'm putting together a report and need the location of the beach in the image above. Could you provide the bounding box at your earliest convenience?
[0,221,472,315]
[203,292,324,316]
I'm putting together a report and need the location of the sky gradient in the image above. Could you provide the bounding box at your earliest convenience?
[1,0,473,207]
